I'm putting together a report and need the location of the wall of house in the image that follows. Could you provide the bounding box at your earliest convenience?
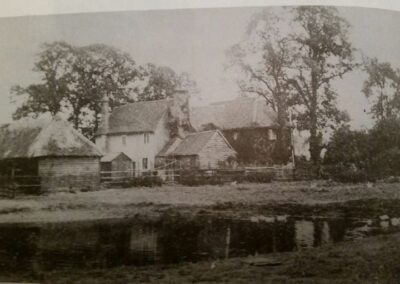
[103,113,170,171]
[198,132,237,169]
[96,135,108,154]
[222,127,291,166]
[38,157,100,192]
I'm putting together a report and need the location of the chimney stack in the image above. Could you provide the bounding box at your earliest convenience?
[169,89,191,138]
[98,94,110,134]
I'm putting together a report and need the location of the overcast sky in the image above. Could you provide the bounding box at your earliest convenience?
[0,6,399,129]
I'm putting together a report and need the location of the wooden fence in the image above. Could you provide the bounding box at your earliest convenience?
[0,175,42,197]
[100,165,295,187]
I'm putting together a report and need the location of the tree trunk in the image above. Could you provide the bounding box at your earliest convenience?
[309,70,321,167]
[273,93,290,164]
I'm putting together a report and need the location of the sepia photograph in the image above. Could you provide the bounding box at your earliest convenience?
[0,0,400,282]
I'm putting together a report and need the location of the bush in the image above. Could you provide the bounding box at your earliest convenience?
[121,176,163,188]
[179,171,223,186]
[322,164,373,184]
[243,172,274,183]
[331,169,370,184]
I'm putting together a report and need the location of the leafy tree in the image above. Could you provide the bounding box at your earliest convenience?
[11,41,142,138]
[368,118,400,177]
[227,9,294,164]
[324,118,400,179]
[229,7,355,166]
[362,58,400,121]
[137,63,198,102]
[287,6,355,165]
[324,125,371,171]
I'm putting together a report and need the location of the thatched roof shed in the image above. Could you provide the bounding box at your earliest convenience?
[0,116,102,192]
[0,116,102,159]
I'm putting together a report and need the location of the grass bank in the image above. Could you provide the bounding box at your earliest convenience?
[0,181,400,223]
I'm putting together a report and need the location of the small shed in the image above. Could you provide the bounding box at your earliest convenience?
[0,116,102,192]
[156,130,237,169]
[100,152,135,178]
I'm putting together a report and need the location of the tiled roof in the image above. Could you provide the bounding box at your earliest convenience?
[0,116,102,159]
[158,130,233,157]
[97,100,169,135]
[100,152,132,162]
[191,97,278,131]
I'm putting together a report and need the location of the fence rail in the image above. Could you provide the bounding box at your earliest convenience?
[0,175,42,197]
[100,166,295,186]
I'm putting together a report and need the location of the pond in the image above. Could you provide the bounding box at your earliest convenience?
[0,214,399,277]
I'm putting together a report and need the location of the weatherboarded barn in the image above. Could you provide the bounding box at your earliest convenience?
[156,130,237,169]
[0,116,102,192]
[100,152,135,179]
[191,97,292,165]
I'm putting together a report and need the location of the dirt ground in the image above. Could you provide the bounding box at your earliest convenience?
[1,180,400,223]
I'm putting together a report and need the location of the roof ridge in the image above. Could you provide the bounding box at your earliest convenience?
[185,130,217,136]
[115,98,169,110]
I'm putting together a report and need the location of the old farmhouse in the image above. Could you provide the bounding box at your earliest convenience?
[95,91,238,173]
[0,116,102,192]
[191,97,293,166]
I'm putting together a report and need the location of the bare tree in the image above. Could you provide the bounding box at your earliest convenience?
[227,10,294,164]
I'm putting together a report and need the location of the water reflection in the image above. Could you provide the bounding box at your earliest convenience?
[0,214,398,277]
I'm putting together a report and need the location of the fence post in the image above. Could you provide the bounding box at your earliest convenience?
[11,167,16,199]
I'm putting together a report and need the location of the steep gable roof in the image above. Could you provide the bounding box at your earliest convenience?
[0,116,102,159]
[158,130,235,157]
[100,152,133,162]
[191,97,278,131]
[97,100,169,135]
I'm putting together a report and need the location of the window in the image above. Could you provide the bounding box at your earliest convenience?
[144,133,150,144]
[233,132,239,141]
[122,135,127,146]
[142,158,148,170]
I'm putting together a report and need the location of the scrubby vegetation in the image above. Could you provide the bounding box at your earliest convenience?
[233,172,275,184]
[323,118,400,182]
[179,171,224,186]
[121,176,163,188]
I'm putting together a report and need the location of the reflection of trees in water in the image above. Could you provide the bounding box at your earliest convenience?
[96,224,131,267]
[196,218,230,259]
[314,220,330,247]
[327,219,350,243]
[0,226,40,275]
[0,215,377,277]
[295,218,351,250]
[228,219,296,256]
[129,225,158,265]
[295,220,315,249]
[157,215,204,264]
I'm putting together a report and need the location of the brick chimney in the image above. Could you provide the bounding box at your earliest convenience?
[98,94,110,134]
[168,89,192,138]
[96,94,110,153]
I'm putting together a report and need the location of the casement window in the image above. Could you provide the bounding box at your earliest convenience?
[268,129,277,141]
[122,135,127,146]
[144,133,150,144]
[142,158,148,170]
